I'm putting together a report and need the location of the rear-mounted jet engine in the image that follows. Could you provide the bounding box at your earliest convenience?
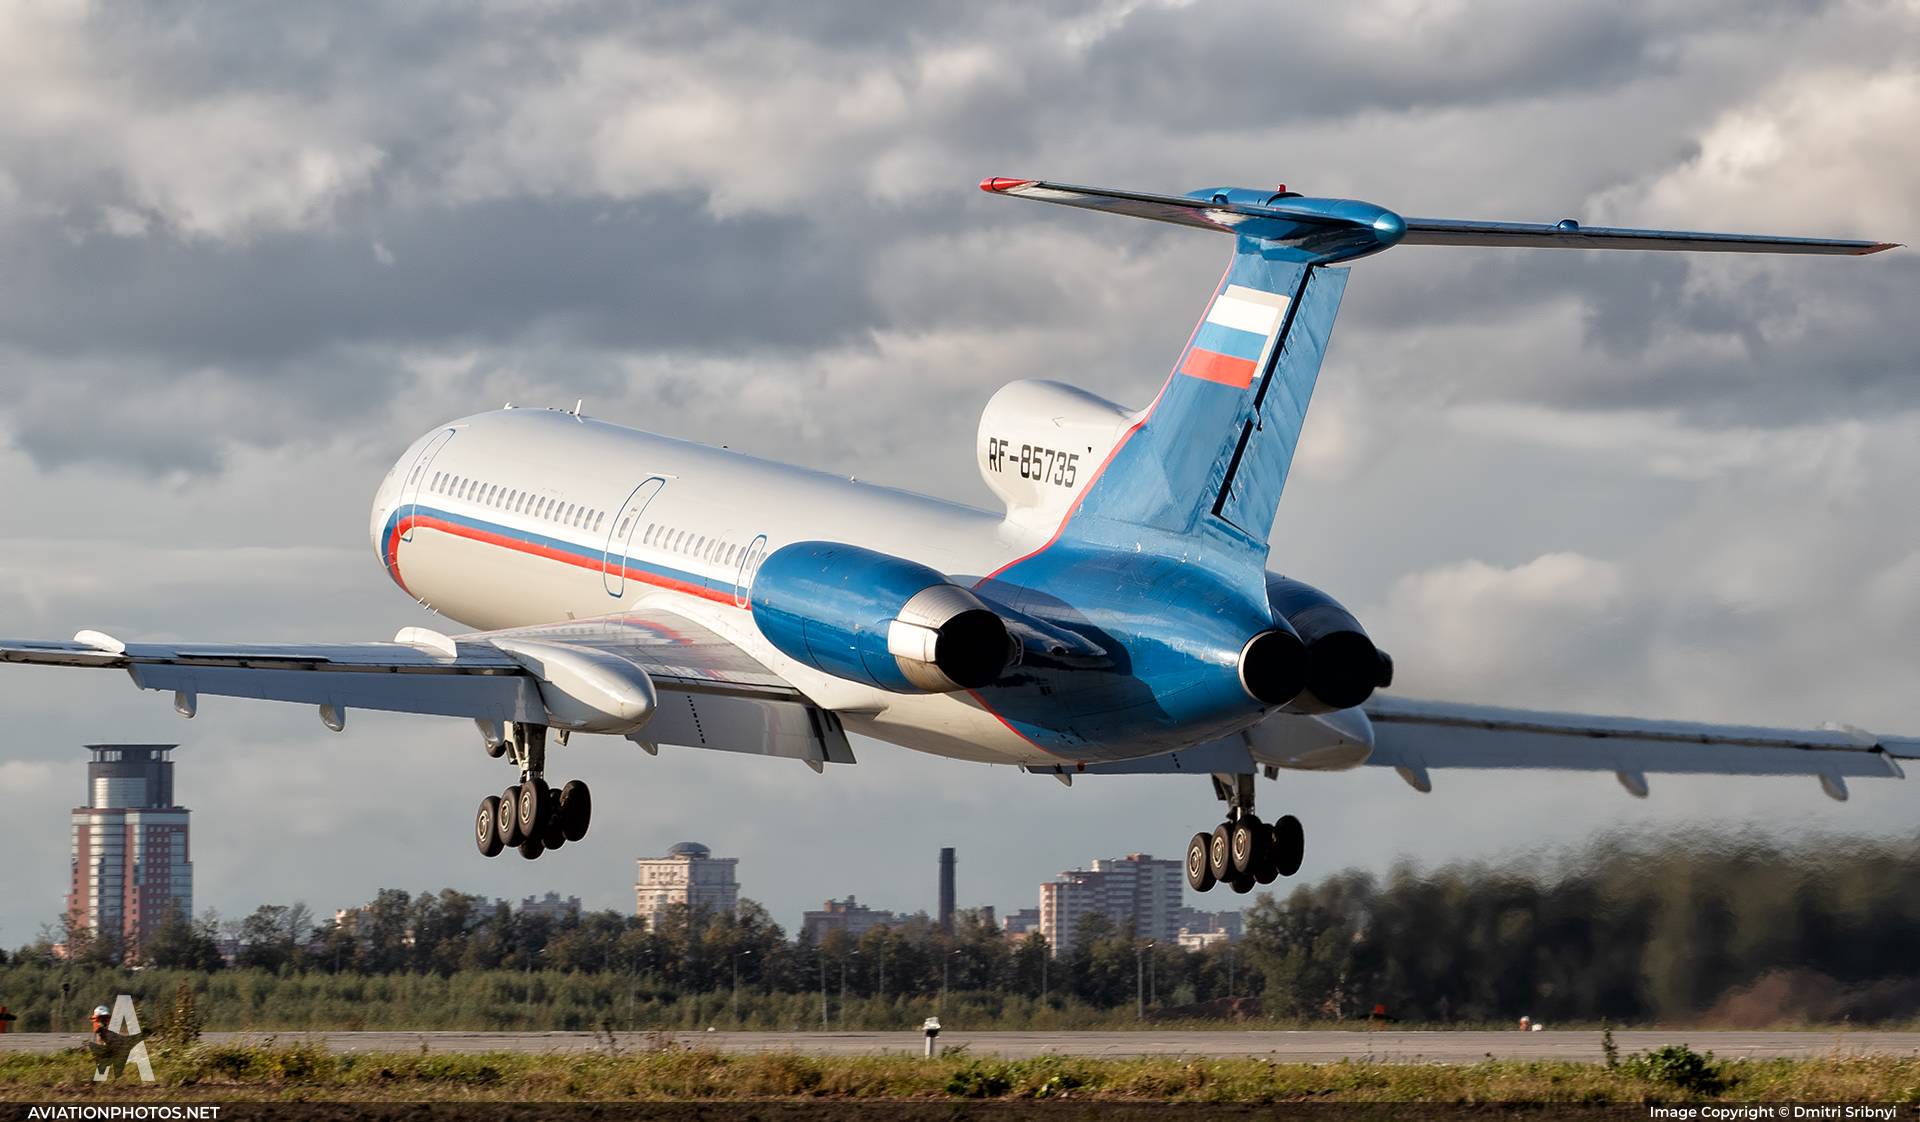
[749,541,1017,693]
[1265,575,1393,712]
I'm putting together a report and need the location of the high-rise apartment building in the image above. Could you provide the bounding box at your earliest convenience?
[634,841,739,928]
[1037,853,1183,953]
[67,744,192,959]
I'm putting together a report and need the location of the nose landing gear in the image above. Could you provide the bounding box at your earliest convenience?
[471,723,593,860]
[1185,772,1304,893]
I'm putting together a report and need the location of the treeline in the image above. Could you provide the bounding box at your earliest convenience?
[10,831,1920,1029]
[1244,830,1920,1024]
[7,894,1243,1024]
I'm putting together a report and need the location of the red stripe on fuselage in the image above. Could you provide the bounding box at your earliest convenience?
[387,514,740,607]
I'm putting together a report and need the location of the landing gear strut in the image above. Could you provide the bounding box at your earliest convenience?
[471,722,593,860]
[1185,772,1303,893]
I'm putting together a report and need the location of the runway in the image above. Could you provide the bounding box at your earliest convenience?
[5,1029,1920,1062]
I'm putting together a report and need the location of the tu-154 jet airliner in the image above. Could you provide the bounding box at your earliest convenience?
[4,178,1909,894]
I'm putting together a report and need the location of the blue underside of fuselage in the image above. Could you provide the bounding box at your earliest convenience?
[971,542,1275,761]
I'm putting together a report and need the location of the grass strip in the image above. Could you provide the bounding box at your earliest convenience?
[4,1043,1920,1103]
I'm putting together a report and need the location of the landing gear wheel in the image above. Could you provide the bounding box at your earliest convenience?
[1229,816,1266,878]
[498,787,524,847]
[475,796,504,857]
[518,836,544,860]
[540,805,567,850]
[1185,833,1216,892]
[516,777,549,841]
[1272,814,1305,878]
[1253,841,1281,885]
[1208,823,1233,883]
[1229,873,1256,894]
[559,780,592,842]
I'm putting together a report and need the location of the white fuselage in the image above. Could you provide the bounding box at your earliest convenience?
[369,406,1373,770]
[370,407,1059,764]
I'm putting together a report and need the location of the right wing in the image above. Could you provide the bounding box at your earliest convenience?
[1360,696,1918,800]
[1032,697,1917,803]
[0,610,854,766]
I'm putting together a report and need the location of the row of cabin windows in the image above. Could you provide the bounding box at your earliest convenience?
[428,471,606,533]
[628,522,756,569]
[421,467,768,575]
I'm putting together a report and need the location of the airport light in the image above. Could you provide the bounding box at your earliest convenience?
[1136,941,1154,1021]
[940,948,963,1013]
[732,949,754,1027]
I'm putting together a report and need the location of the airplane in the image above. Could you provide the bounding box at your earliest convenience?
[3,178,1910,896]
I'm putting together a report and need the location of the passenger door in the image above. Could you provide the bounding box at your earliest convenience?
[603,477,667,597]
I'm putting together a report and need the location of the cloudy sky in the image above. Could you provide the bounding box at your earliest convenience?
[2,0,1917,946]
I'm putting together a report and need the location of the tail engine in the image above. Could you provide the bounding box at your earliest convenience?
[1244,575,1394,712]
[749,542,1017,693]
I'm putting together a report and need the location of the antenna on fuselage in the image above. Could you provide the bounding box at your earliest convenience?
[571,398,584,421]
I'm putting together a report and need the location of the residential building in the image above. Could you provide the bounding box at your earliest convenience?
[67,744,192,960]
[635,841,738,928]
[1037,853,1183,953]
[516,892,582,922]
[1002,907,1042,938]
[801,896,898,940]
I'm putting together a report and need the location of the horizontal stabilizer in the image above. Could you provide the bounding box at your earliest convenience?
[980,177,1899,260]
[1400,217,1897,256]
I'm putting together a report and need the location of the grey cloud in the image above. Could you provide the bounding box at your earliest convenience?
[0,196,875,365]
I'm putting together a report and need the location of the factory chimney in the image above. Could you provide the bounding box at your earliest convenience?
[938,847,956,934]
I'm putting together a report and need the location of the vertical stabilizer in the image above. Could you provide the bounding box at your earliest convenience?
[1071,237,1346,562]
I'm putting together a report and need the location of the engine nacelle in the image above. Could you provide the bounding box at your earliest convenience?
[977,380,1136,527]
[1266,575,1394,712]
[750,542,1016,693]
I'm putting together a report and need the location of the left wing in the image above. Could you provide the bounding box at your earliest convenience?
[0,610,853,765]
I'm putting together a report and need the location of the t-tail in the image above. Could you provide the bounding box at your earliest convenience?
[980,176,1898,600]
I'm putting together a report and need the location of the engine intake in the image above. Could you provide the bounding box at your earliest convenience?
[750,542,1016,693]
[1266,575,1393,712]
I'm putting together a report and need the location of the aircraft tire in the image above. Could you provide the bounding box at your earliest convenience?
[518,835,544,860]
[498,787,524,847]
[560,780,592,842]
[541,804,567,850]
[1229,816,1266,878]
[1208,823,1233,883]
[1228,873,1256,894]
[1185,833,1216,892]
[1272,814,1305,878]
[516,777,549,841]
[475,796,505,858]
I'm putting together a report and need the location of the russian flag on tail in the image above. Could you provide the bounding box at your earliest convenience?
[1180,284,1290,389]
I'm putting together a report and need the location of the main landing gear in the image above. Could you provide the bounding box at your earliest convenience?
[472,722,593,860]
[1184,772,1304,894]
